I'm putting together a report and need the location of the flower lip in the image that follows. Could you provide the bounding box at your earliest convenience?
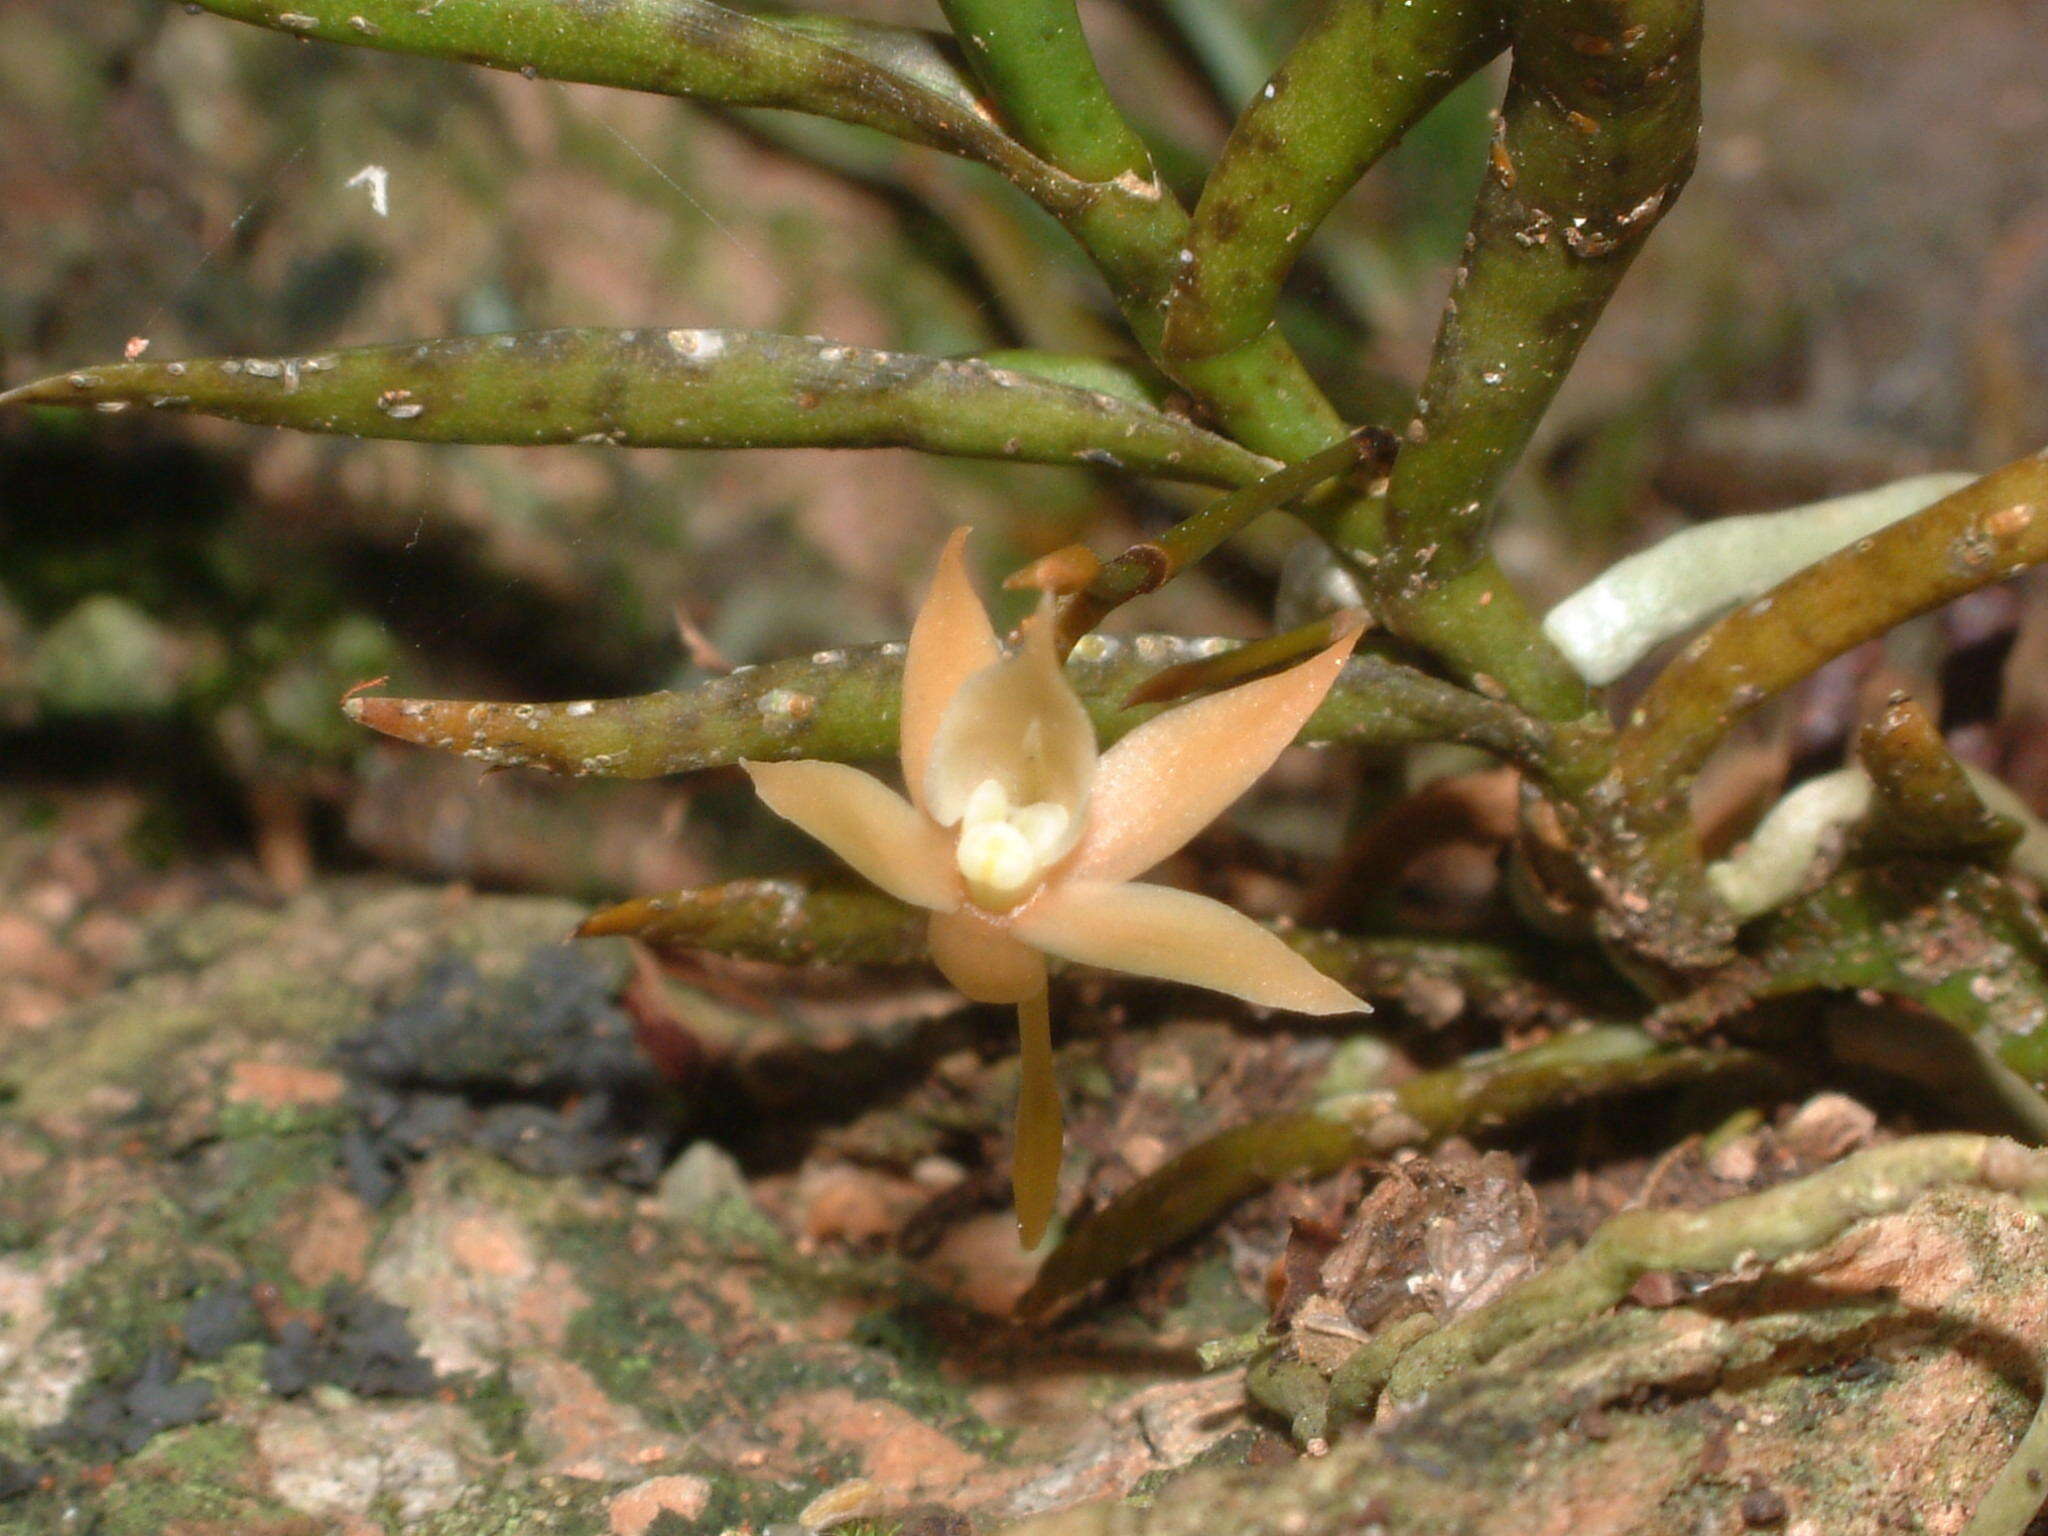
[922,611,1096,870]
[955,777,1074,909]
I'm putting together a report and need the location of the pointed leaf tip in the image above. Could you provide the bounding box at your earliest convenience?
[346,694,431,741]
[6,332,1272,486]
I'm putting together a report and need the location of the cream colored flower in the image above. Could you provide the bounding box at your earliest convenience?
[744,531,1368,1246]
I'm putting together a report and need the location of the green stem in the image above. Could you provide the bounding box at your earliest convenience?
[1021,1024,1764,1314]
[930,0,1365,495]
[1348,0,1703,717]
[181,0,1068,194]
[165,0,1584,744]
[1118,613,1356,706]
[1164,0,1507,364]
[937,0,1156,184]
[1856,696,2021,863]
[1616,454,2048,821]
[346,633,1554,779]
[578,879,929,965]
[590,884,1612,1040]
[0,330,1272,489]
[1383,1134,2048,1402]
[1054,426,1397,650]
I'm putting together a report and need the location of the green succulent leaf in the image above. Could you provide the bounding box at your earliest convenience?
[936,0,1156,184]
[1021,1025,1766,1316]
[344,633,1552,779]
[1,330,1273,486]
[1166,0,1507,364]
[1350,0,1704,718]
[181,0,1068,188]
[579,879,929,967]
[1619,454,2048,801]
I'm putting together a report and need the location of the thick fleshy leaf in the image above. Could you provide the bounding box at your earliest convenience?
[1053,429,1394,651]
[1164,0,1505,363]
[927,910,1045,1004]
[1012,988,1063,1250]
[578,879,928,966]
[901,530,1001,814]
[1022,1025,1767,1316]
[0,331,1274,488]
[343,635,1547,780]
[936,0,1154,185]
[923,615,1096,842]
[1068,621,1361,884]
[178,0,1060,188]
[741,760,957,912]
[1015,880,1366,1015]
[1617,454,2048,826]
[1543,472,1976,686]
[1332,0,1706,718]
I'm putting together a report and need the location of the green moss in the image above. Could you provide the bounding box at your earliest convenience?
[215,1098,350,1142]
[559,1242,724,1424]
[9,888,604,1119]
[50,1199,201,1380]
[1922,1187,2048,1301]
[670,1463,836,1534]
[148,899,290,970]
[94,1423,302,1536]
[1155,1251,1266,1341]
[132,1420,254,1485]
[462,1371,533,1461]
[1125,1427,1269,1507]
[848,1304,944,1374]
[0,1490,66,1535]
[185,1130,347,1288]
[13,999,224,1121]
[409,1477,616,1535]
[0,1151,58,1250]
[555,1209,1008,1461]
[187,1341,275,1406]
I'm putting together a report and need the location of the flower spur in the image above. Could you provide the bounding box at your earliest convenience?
[743,531,1369,1247]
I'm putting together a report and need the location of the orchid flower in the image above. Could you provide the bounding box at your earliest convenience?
[742,531,1369,1246]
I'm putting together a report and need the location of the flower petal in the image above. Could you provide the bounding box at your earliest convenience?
[1068,621,1362,884]
[1014,880,1367,1015]
[901,528,1002,814]
[1013,988,1062,1249]
[924,610,1096,850]
[928,910,1046,1003]
[742,759,959,911]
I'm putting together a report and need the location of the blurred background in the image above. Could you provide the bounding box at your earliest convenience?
[4,0,2048,1024]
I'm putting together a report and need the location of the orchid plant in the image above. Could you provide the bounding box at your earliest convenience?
[11,0,2048,1341]
[745,531,1365,1242]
